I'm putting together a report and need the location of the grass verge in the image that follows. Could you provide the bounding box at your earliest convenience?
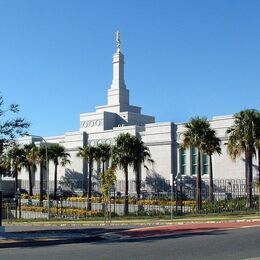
[3,211,260,226]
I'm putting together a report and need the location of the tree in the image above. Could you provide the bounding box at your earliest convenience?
[5,144,25,192]
[77,145,97,211]
[201,129,221,202]
[181,117,211,211]
[112,133,136,215]
[22,144,38,196]
[257,141,260,184]
[48,144,70,200]
[0,153,11,177]
[96,144,111,175]
[101,167,116,223]
[0,95,29,156]
[226,109,260,208]
[0,95,29,226]
[255,110,260,184]
[133,138,153,201]
[37,146,47,204]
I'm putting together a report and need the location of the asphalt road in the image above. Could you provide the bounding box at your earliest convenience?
[0,226,259,260]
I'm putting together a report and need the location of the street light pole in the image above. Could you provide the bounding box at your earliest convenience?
[171,172,174,221]
[26,135,50,220]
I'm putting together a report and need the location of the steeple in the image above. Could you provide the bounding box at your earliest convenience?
[116,31,120,53]
[107,31,130,109]
[84,31,155,130]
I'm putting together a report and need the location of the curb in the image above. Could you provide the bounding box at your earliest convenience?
[2,217,260,230]
[3,216,260,227]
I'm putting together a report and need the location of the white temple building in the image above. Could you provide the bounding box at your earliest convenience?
[18,33,259,195]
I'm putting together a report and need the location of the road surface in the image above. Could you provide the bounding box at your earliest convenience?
[0,223,259,259]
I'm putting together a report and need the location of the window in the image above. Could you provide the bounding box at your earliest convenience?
[191,146,197,175]
[202,153,208,175]
[180,148,186,175]
[191,146,209,175]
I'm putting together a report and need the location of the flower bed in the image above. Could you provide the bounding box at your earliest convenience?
[20,205,103,217]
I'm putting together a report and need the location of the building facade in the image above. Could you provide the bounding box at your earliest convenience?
[18,35,259,195]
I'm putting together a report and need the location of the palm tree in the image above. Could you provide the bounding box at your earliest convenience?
[6,144,25,192]
[77,145,97,211]
[0,153,12,177]
[255,110,260,184]
[37,146,47,204]
[202,129,221,202]
[133,138,153,201]
[226,109,260,208]
[112,133,136,215]
[96,144,111,175]
[23,144,38,196]
[257,142,260,184]
[48,144,71,200]
[182,117,211,211]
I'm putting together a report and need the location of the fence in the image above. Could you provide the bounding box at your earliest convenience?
[1,179,260,220]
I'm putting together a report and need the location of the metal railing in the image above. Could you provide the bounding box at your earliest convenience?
[1,179,260,219]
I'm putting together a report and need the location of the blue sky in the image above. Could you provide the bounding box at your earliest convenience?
[0,0,259,137]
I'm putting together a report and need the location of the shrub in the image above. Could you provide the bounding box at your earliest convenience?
[21,193,29,199]
[21,206,47,213]
[20,205,103,217]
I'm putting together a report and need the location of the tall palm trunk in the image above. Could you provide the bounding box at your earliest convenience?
[245,152,253,208]
[14,165,18,219]
[39,161,44,204]
[135,164,141,201]
[102,161,105,175]
[209,155,214,202]
[124,164,129,215]
[28,166,33,196]
[196,150,202,211]
[101,160,105,216]
[87,160,93,211]
[54,164,58,200]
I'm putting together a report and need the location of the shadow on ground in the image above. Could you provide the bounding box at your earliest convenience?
[0,227,229,249]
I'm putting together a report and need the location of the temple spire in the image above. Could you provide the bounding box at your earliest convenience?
[106,31,129,108]
[110,31,125,90]
[116,31,120,53]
